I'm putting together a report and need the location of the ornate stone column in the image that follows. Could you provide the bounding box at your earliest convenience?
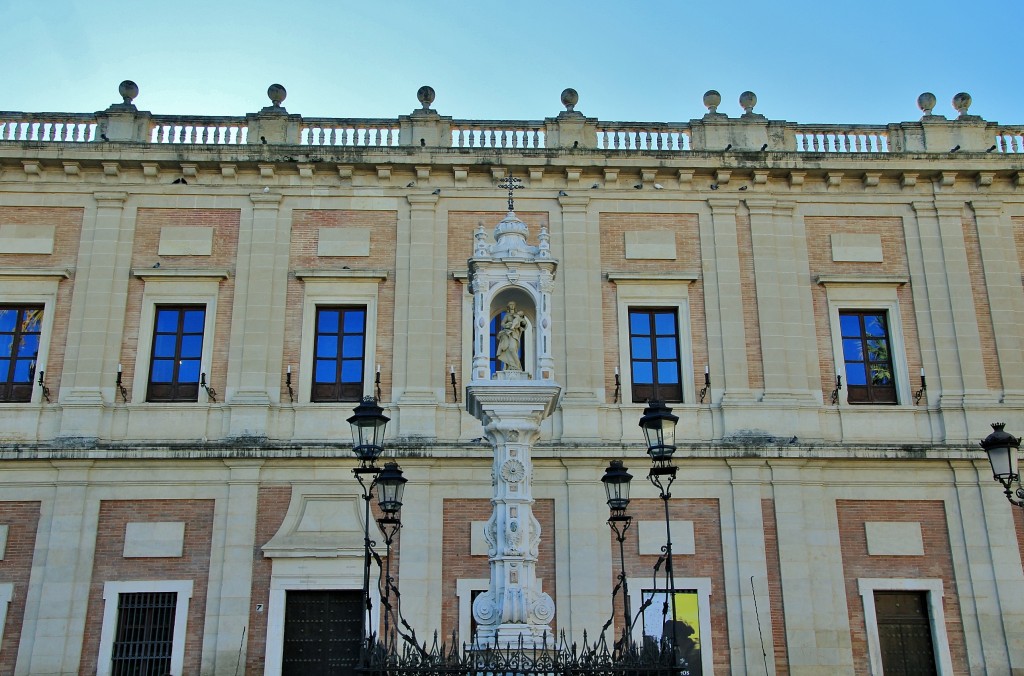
[465,187,561,648]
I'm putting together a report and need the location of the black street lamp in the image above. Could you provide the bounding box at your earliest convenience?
[639,400,679,651]
[375,461,407,652]
[980,422,1023,508]
[348,396,390,642]
[602,460,633,651]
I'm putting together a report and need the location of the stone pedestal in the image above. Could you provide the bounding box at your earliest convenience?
[466,382,559,648]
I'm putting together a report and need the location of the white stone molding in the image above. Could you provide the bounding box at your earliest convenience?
[0,582,12,649]
[130,275,223,404]
[0,273,63,404]
[96,579,193,676]
[456,578,490,643]
[857,578,954,676]
[295,276,382,404]
[608,278,696,404]
[819,279,913,407]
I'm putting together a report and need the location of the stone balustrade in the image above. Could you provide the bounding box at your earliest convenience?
[0,81,1020,154]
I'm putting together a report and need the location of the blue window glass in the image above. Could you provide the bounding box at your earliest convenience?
[1,306,43,403]
[628,309,682,403]
[147,306,206,402]
[312,307,367,402]
[839,311,897,404]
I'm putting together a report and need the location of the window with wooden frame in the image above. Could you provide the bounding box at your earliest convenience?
[628,308,683,403]
[312,306,366,402]
[840,310,897,404]
[0,305,42,403]
[147,305,205,402]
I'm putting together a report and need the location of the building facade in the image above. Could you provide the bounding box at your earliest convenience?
[0,83,1022,675]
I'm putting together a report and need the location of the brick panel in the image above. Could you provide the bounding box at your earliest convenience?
[446,212,548,402]
[440,497,555,640]
[736,209,765,390]
[962,213,1002,390]
[1015,507,1024,576]
[246,485,291,674]
[805,217,921,401]
[0,206,84,392]
[285,211,397,402]
[761,498,789,675]
[598,214,707,403]
[80,499,215,676]
[0,501,41,676]
[122,209,240,400]
[836,500,967,674]
[616,498,730,673]
[1013,217,1024,269]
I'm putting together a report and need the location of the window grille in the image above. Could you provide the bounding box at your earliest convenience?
[111,591,177,676]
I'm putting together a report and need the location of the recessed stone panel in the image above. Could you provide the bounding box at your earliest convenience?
[831,233,883,262]
[625,231,677,260]
[158,226,214,256]
[318,227,371,257]
[0,525,8,560]
[865,521,923,556]
[0,224,55,254]
[123,521,185,558]
[639,519,694,555]
[471,520,489,556]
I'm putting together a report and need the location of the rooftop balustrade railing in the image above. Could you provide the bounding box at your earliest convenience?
[0,84,1020,156]
[0,112,98,142]
[149,115,249,144]
[450,120,546,149]
[301,118,400,147]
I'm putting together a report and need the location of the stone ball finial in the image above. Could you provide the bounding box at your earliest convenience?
[917,92,936,116]
[952,92,972,117]
[267,84,287,107]
[739,91,757,114]
[561,88,579,112]
[703,90,722,114]
[416,85,436,110]
[118,80,139,105]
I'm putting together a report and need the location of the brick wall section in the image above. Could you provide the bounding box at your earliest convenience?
[805,217,922,401]
[1015,507,1024,576]
[735,209,765,390]
[440,498,555,640]
[1013,217,1024,269]
[246,485,291,674]
[0,207,84,393]
[121,209,239,400]
[285,211,397,402]
[80,499,215,676]
[760,498,789,675]
[616,498,730,673]
[445,212,548,402]
[961,213,1002,390]
[836,500,968,674]
[598,214,708,403]
[0,501,41,676]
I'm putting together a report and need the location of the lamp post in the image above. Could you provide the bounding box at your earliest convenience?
[348,396,390,642]
[375,461,407,652]
[979,422,1023,508]
[638,400,679,651]
[602,459,633,651]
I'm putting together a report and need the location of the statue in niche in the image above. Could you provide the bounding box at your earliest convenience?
[496,302,527,371]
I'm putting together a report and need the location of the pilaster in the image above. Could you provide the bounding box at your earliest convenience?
[702,198,753,404]
[969,201,1024,404]
[206,460,262,674]
[556,195,602,440]
[60,192,134,436]
[393,193,443,437]
[226,193,289,435]
[911,201,990,439]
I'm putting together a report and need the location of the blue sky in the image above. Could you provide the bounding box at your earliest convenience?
[2,0,1019,125]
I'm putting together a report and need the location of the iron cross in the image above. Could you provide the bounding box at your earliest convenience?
[497,174,523,211]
